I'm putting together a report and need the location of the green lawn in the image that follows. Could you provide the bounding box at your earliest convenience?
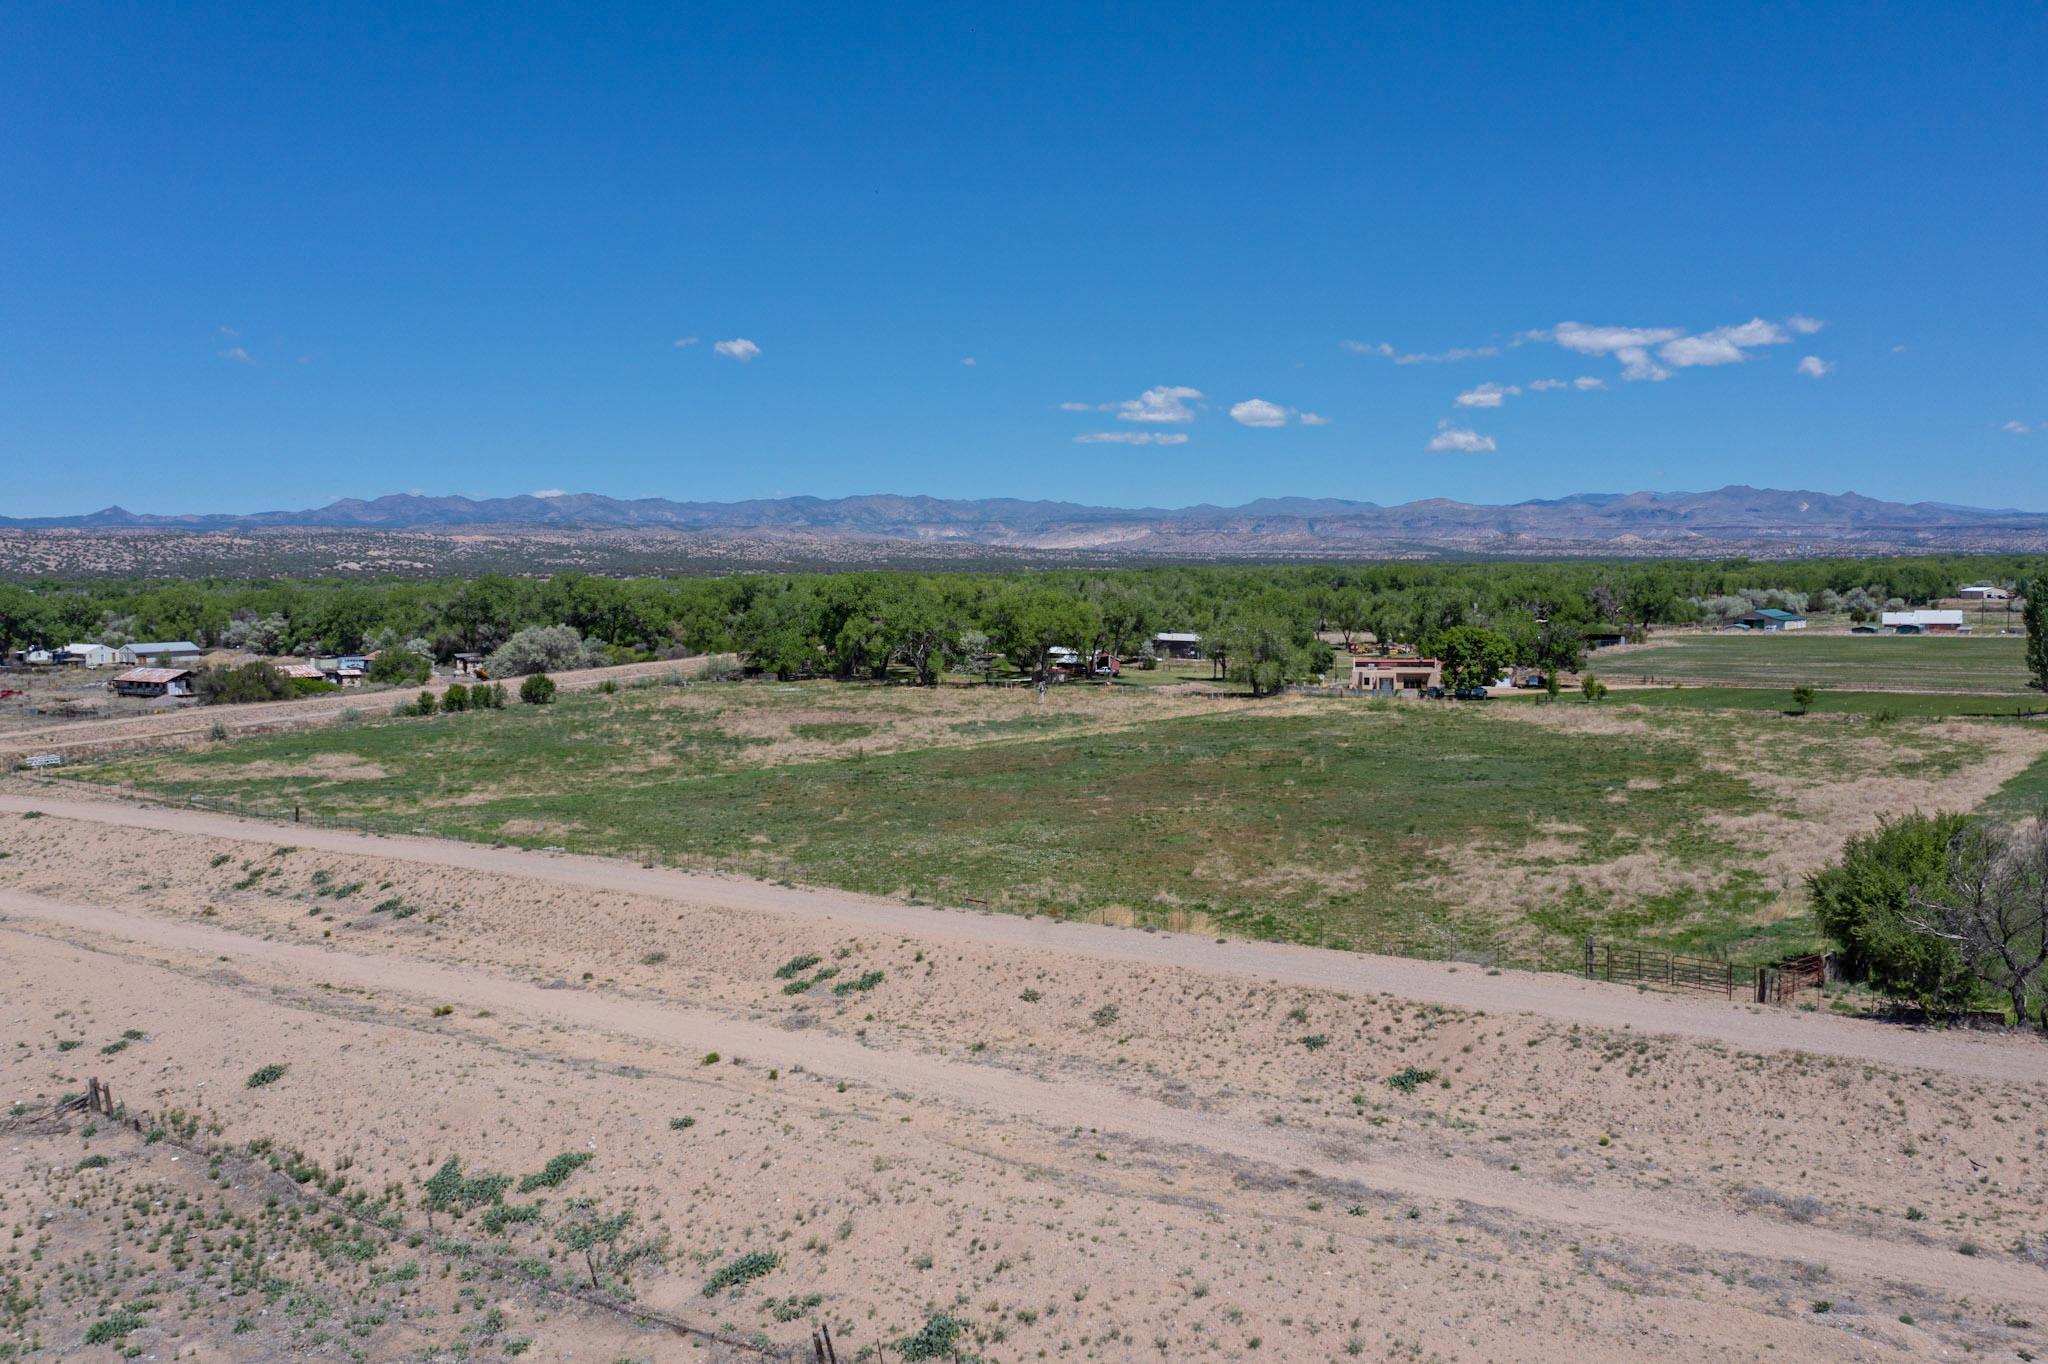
[70,690,1809,964]
[1610,632,2030,694]
[1610,686,2046,719]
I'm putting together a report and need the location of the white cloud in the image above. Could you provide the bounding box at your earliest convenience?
[1891,344,1908,354]
[1229,398,1289,428]
[1426,422,1495,454]
[1526,377,1607,393]
[1454,382,1519,409]
[673,336,700,348]
[1298,411,1331,426]
[1796,355,1835,379]
[1574,376,1606,390]
[1343,339,1500,364]
[218,324,239,337]
[532,489,569,498]
[1059,388,1203,422]
[1074,431,1190,446]
[1548,322,1683,356]
[713,338,761,362]
[2003,421,2035,435]
[1117,385,1202,423]
[1526,379,1567,392]
[218,346,255,364]
[960,357,976,366]
[1657,318,1790,369]
[1787,315,1825,335]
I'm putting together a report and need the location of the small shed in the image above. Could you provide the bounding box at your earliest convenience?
[452,652,485,675]
[111,667,195,698]
[117,641,202,666]
[1151,631,1202,660]
[1733,609,1807,632]
[59,643,118,668]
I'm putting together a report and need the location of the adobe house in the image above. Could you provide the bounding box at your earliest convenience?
[1344,655,1443,693]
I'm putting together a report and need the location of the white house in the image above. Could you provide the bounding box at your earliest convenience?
[59,643,118,668]
[1151,631,1202,660]
[1881,610,1966,634]
[1959,585,2012,602]
[116,641,203,666]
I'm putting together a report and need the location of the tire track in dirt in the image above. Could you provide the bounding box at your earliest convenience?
[4,791,2045,1086]
[2,886,2043,1309]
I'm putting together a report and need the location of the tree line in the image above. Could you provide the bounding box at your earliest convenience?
[0,554,2033,690]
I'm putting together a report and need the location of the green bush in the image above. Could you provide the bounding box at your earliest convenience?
[369,650,431,686]
[1386,1065,1438,1093]
[517,1150,592,1192]
[1807,813,1975,1014]
[520,673,557,705]
[442,682,470,712]
[702,1250,781,1296]
[246,1064,287,1088]
[195,661,290,705]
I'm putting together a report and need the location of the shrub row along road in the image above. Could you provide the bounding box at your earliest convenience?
[3,789,2042,1088]
[2,883,2042,1309]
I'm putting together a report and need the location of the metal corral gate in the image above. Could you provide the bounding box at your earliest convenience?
[1584,938,1740,998]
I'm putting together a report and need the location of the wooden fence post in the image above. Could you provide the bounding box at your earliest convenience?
[1583,935,1595,978]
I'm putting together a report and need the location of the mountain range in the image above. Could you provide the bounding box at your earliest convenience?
[4,486,2046,556]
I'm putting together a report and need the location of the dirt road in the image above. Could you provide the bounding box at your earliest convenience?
[4,884,2040,1309]
[4,788,2042,1087]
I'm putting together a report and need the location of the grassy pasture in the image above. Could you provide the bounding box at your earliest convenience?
[1613,686,2045,719]
[68,679,2031,966]
[1609,632,2029,694]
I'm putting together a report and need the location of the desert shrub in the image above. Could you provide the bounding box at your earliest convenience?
[195,660,290,705]
[1807,812,1976,1013]
[518,1151,593,1192]
[287,675,338,697]
[481,1202,542,1233]
[774,953,822,979]
[699,653,744,681]
[246,1064,287,1088]
[1299,1034,1330,1051]
[1386,1065,1438,1093]
[84,1311,148,1344]
[669,1115,696,1130]
[487,625,607,677]
[831,969,885,995]
[442,682,470,712]
[897,1312,967,1361]
[423,1157,512,1214]
[1090,1003,1120,1027]
[702,1250,781,1297]
[75,1154,110,1170]
[519,672,557,705]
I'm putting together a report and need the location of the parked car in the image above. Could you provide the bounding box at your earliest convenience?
[1453,686,1490,700]
[1421,685,1446,699]
[1515,674,1547,689]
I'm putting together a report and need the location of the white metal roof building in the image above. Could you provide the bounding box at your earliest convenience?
[1881,610,1966,632]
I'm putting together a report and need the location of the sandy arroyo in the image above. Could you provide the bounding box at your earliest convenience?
[3,796,2047,1361]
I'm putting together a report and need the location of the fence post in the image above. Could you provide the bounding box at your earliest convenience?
[1583,935,1595,978]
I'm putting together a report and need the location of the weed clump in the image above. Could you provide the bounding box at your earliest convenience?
[246,1064,288,1088]
[702,1250,781,1297]
[1386,1066,1438,1094]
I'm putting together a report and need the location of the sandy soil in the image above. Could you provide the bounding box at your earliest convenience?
[3,797,2047,1361]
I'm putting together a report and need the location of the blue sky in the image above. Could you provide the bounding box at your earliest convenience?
[4,2,2044,515]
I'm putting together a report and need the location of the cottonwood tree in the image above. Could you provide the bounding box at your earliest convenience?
[1909,822,2048,1028]
[2025,584,2048,693]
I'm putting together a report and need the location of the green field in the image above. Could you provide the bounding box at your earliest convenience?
[1609,632,2030,694]
[67,680,2029,966]
[1614,686,2046,719]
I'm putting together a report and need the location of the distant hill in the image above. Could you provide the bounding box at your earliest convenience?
[5,486,2046,556]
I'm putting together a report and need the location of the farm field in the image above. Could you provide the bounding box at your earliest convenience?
[1615,686,2047,719]
[1610,631,2031,693]
[60,678,2048,965]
